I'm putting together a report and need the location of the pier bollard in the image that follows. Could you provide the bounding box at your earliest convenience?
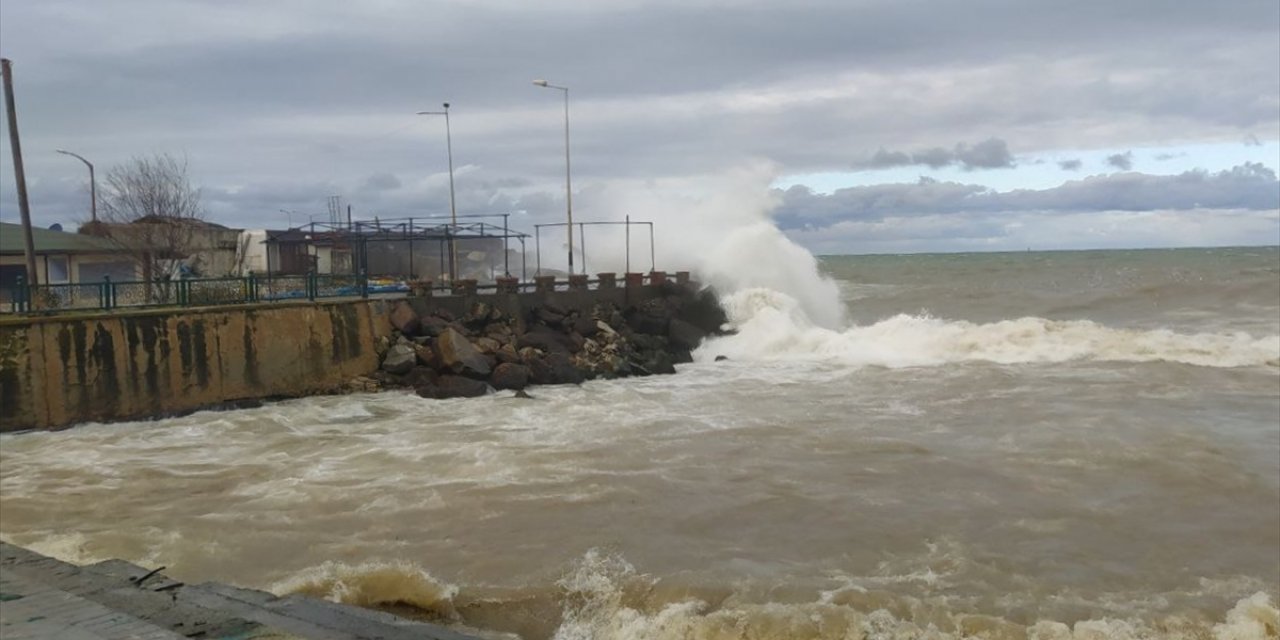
[624,272,645,288]
[495,276,519,294]
[676,271,690,286]
[452,279,478,296]
[568,274,589,291]
[649,270,668,286]
[596,272,617,289]
[534,275,557,293]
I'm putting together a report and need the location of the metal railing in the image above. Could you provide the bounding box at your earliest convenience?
[2,270,688,315]
[3,273,377,314]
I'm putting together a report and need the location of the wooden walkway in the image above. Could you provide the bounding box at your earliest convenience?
[0,542,479,639]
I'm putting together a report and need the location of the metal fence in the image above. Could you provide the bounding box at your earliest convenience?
[4,273,379,314]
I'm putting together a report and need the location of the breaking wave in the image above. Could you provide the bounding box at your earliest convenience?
[699,288,1280,368]
[272,559,459,620]
[274,551,1280,640]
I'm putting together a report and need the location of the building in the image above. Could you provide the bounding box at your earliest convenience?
[0,222,138,298]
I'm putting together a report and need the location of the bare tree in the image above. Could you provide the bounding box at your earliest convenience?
[88,153,205,299]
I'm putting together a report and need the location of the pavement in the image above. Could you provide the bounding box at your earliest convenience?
[0,541,480,639]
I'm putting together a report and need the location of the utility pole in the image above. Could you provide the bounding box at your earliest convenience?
[2,58,39,287]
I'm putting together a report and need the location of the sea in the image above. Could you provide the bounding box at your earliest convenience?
[1,245,1278,640]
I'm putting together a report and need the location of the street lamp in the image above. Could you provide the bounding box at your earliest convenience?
[533,79,573,275]
[55,148,96,222]
[278,209,297,228]
[416,102,458,279]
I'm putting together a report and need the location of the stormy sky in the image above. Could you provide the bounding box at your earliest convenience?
[1,0,1277,254]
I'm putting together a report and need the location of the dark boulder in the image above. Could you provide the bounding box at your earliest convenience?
[535,305,567,327]
[388,302,421,336]
[403,366,439,388]
[518,325,576,354]
[667,317,708,351]
[490,363,531,390]
[419,315,452,337]
[627,298,674,335]
[495,344,522,364]
[632,350,676,376]
[435,327,491,378]
[413,342,441,369]
[417,374,490,399]
[528,352,585,385]
[381,344,417,374]
[676,287,730,334]
[574,315,600,337]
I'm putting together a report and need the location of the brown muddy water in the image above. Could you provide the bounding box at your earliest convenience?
[2,247,1278,639]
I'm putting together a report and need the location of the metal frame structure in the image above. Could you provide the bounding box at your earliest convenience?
[262,214,530,281]
[533,216,655,276]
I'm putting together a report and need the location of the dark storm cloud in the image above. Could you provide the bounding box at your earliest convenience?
[1106,152,1135,170]
[861,139,1016,171]
[774,163,1280,230]
[1058,159,1083,171]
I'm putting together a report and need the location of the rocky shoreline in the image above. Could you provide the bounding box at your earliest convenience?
[359,283,730,399]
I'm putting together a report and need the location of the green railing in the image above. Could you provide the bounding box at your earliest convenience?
[4,272,377,314]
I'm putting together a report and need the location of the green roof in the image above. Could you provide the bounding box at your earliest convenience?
[0,222,128,255]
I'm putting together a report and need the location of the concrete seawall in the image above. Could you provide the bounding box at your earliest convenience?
[0,281,693,431]
[0,299,393,431]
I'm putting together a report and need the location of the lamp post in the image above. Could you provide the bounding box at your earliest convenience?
[278,209,296,228]
[533,79,573,275]
[416,103,458,280]
[56,148,96,223]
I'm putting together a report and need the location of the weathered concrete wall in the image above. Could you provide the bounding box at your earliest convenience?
[0,299,391,431]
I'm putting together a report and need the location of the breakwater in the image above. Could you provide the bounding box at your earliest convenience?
[0,273,723,431]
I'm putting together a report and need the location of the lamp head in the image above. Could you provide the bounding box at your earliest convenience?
[443,102,449,109]
[532,79,549,87]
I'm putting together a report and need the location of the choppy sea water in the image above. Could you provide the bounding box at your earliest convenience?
[2,246,1278,639]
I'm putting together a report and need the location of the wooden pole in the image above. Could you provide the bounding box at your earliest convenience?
[2,58,39,287]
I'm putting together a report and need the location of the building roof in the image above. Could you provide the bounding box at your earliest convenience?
[0,222,128,255]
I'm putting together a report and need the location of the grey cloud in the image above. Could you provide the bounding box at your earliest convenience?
[1106,152,1134,170]
[774,163,1280,230]
[1244,134,1264,146]
[1058,159,1083,170]
[1153,152,1186,161]
[0,0,1277,233]
[861,138,1015,171]
[362,173,403,191]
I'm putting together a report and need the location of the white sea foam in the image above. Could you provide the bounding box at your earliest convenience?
[584,163,846,328]
[547,550,1280,640]
[699,287,1280,368]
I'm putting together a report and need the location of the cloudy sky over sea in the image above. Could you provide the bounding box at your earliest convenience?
[1,0,1277,254]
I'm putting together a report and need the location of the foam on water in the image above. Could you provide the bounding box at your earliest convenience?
[699,288,1280,369]
[274,551,1278,640]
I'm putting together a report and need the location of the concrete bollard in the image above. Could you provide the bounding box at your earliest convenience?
[495,276,519,294]
[649,270,667,286]
[676,271,690,286]
[624,272,645,288]
[534,275,557,293]
[596,272,617,289]
[452,279,478,296]
[568,274,589,291]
